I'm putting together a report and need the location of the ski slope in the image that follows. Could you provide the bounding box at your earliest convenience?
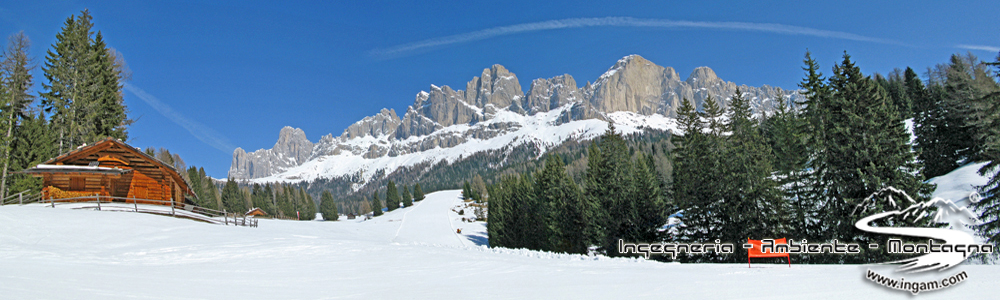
[1,190,997,299]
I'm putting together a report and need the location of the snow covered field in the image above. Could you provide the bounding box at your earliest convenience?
[2,187,997,299]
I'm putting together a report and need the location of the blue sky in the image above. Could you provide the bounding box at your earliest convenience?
[2,1,998,178]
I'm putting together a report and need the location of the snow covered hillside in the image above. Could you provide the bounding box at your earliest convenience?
[2,190,997,299]
[253,108,677,185]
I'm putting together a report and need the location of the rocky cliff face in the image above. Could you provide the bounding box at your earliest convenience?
[229,126,313,179]
[229,55,804,180]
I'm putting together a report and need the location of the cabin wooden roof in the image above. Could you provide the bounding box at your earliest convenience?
[41,138,197,199]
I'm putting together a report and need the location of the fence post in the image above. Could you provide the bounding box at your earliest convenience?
[96,195,101,211]
[134,200,138,212]
[19,192,23,205]
[171,197,175,216]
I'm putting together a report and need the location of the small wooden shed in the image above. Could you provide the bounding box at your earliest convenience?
[20,138,197,206]
[246,208,267,217]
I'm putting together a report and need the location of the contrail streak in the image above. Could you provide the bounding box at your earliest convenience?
[370,17,905,59]
[124,84,236,154]
[956,44,1000,53]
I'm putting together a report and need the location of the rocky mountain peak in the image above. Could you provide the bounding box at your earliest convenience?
[342,108,401,139]
[229,126,315,180]
[273,126,313,163]
[686,66,722,87]
[465,64,523,111]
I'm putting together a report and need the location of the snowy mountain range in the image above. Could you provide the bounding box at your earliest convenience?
[229,55,803,188]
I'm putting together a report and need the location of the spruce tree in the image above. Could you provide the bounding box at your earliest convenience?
[973,53,1000,248]
[720,89,783,244]
[41,10,130,152]
[263,184,275,215]
[371,190,383,216]
[7,111,53,195]
[589,123,635,255]
[536,155,585,253]
[320,190,338,221]
[0,32,35,198]
[386,181,400,211]
[674,97,725,249]
[401,185,413,208]
[820,53,934,262]
[462,181,472,200]
[413,183,425,201]
[298,188,316,220]
[220,178,245,214]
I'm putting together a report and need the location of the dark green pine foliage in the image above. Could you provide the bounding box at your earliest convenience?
[7,111,55,195]
[298,187,316,220]
[462,181,472,200]
[250,183,273,214]
[973,53,1000,249]
[263,184,275,215]
[586,123,637,256]
[86,31,129,142]
[278,185,295,218]
[535,155,586,254]
[413,183,425,201]
[942,54,997,162]
[720,89,783,244]
[515,173,550,250]
[385,181,400,211]
[629,152,666,245]
[401,185,413,207]
[909,67,963,178]
[486,178,510,248]
[762,100,813,240]
[371,190,383,216]
[220,178,245,214]
[819,53,934,262]
[673,97,726,247]
[40,10,129,151]
[1,31,36,198]
[320,190,338,221]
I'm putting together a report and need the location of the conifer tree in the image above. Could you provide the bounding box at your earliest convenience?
[973,53,1000,248]
[386,181,400,211]
[320,190,338,221]
[263,184,275,215]
[720,89,783,243]
[0,32,35,198]
[220,178,245,214]
[40,10,130,152]
[673,97,725,247]
[536,155,586,254]
[371,190,383,216]
[298,187,316,220]
[413,183,425,201]
[7,111,53,195]
[629,152,665,245]
[401,185,413,207]
[819,53,934,262]
[462,180,472,200]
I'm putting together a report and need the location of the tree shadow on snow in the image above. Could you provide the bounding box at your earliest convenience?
[464,233,489,246]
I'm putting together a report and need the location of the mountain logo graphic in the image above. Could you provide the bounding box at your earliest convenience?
[853,187,989,273]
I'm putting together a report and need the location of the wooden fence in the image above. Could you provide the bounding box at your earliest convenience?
[1,191,257,228]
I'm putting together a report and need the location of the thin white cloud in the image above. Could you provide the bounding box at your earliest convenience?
[370,17,905,59]
[956,44,1000,53]
[124,84,236,154]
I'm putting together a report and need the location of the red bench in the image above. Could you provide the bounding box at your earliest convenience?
[747,238,790,268]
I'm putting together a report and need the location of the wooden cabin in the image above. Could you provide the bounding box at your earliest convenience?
[246,208,267,217]
[20,138,197,206]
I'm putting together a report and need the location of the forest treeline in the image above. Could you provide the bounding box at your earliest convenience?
[485,51,1000,263]
[0,10,131,200]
